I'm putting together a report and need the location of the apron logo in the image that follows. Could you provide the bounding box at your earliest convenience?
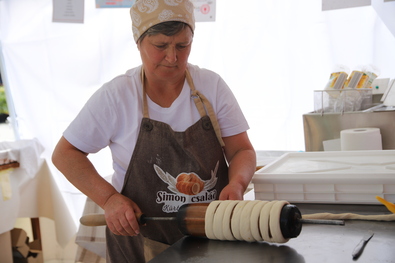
[153,162,219,213]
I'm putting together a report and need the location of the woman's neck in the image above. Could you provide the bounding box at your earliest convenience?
[144,76,185,108]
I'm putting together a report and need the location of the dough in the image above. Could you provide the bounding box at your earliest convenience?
[205,200,221,240]
[249,200,268,242]
[213,200,232,240]
[240,200,262,242]
[231,201,251,241]
[222,200,239,241]
[204,200,395,244]
[303,212,395,221]
[206,200,292,243]
[259,201,275,242]
[269,200,289,243]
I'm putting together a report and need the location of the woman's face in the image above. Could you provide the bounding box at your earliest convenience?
[138,27,193,83]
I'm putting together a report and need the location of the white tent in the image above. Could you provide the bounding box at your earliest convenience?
[1,0,395,259]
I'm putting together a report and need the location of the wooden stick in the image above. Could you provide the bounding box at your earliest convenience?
[0,161,19,171]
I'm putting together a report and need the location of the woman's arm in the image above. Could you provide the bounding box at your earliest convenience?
[220,131,256,200]
[52,136,141,236]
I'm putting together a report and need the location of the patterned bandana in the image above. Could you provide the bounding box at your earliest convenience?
[130,0,196,43]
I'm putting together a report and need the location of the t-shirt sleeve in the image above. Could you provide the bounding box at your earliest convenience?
[63,86,118,153]
[215,76,250,138]
[188,64,249,138]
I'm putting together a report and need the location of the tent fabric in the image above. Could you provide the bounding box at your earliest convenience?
[1,0,395,225]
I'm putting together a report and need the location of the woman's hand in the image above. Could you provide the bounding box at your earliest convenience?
[221,132,256,201]
[218,182,245,200]
[103,193,143,236]
[52,137,144,237]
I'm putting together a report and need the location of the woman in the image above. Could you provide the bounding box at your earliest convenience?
[52,0,256,262]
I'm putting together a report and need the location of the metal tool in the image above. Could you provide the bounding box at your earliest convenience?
[299,218,344,226]
[79,213,176,226]
[352,231,374,259]
[139,215,176,225]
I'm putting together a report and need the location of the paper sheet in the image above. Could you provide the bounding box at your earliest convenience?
[0,169,12,201]
[53,0,84,23]
[95,0,135,8]
[192,0,216,22]
[94,0,216,22]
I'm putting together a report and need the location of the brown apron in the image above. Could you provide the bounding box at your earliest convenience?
[106,68,229,263]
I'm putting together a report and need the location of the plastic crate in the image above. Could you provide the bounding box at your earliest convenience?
[252,150,395,204]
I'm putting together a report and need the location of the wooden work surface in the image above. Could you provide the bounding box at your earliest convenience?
[148,203,395,263]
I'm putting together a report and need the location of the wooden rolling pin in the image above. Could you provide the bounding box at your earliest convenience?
[80,202,343,240]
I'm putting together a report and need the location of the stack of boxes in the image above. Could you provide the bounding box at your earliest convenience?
[10,228,43,263]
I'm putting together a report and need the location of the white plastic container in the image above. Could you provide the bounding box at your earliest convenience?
[253,150,395,204]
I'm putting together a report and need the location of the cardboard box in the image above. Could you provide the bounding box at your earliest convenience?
[11,228,30,258]
[28,239,43,263]
[27,250,43,263]
[11,228,28,247]
[0,231,13,263]
[8,228,43,263]
[17,243,30,258]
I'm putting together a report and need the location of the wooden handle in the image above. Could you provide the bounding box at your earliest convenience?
[80,213,107,226]
[80,213,145,226]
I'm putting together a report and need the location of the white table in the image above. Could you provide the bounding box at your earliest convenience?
[0,139,76,262]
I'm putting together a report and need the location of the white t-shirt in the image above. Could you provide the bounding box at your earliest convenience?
[64,64,249,191]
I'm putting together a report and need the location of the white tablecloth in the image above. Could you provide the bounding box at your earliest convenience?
[0,139,76,247]
[75,197,107,261]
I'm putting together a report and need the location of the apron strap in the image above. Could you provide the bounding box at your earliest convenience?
[141,67,225,147]
[141,68,149,118]
[186,70,225,147]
